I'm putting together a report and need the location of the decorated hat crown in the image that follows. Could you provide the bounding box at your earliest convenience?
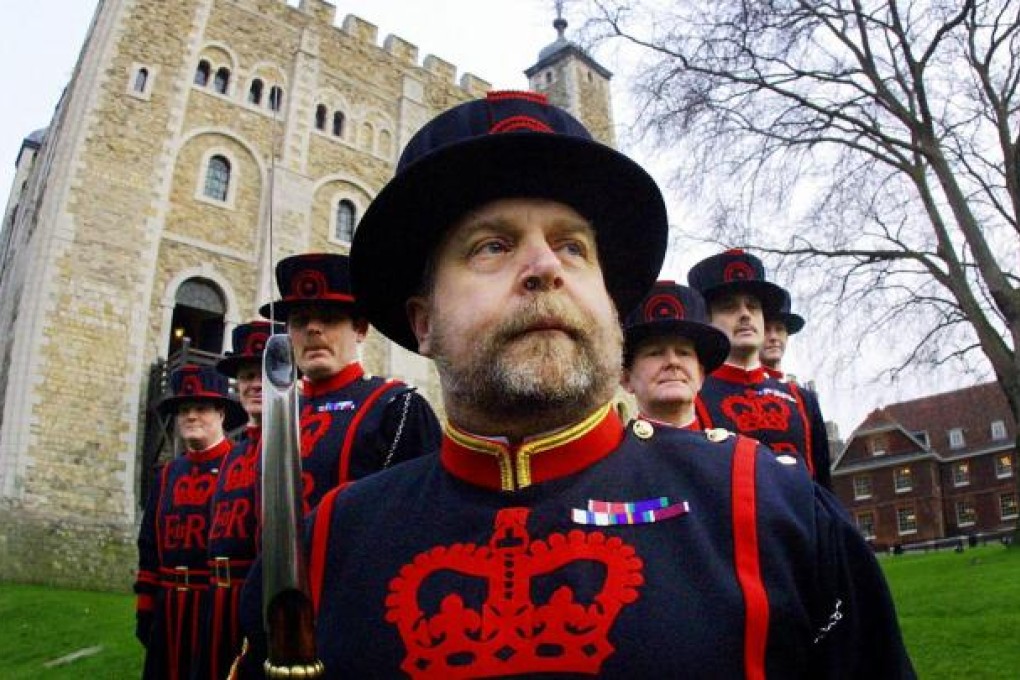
[169,364,230,400]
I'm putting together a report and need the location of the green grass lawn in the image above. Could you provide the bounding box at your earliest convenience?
[881,543,1020,679]
[0,582,142,678]
[1,544,1017,678]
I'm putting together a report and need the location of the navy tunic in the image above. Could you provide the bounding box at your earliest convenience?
[697,364,832,489]
[235,406,913,678]
[298,361,441,512]
[135,437,233,680]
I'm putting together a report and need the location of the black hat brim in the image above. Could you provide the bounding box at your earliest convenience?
[258,298,359,322]
[624,320,731,375]
[157,395,249,431]
[781,312,805,334]
[351,132,668,352]
[701,281,787,317]
[216,354,261,379]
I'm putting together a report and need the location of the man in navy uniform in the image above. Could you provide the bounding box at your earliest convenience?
[236,92,914,678]
[620,281,729,430]
[260,252,440,512]
[135,364,246,680]
[193,320,282,679]
[689,250,832,489]
[760,288,805,379]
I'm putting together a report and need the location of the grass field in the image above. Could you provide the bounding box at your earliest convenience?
[1,544,1017,677]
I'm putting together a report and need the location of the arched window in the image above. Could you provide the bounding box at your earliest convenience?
[204,155,231,201]
[248,78,263,105]
[268,86,284,112]
[335,199,356,242]
[213,67,230,94]
[168,277,227,356]
[315,104,327,131]
[194,60,211,86]
[332,111,344,137]
[134,67,149,93]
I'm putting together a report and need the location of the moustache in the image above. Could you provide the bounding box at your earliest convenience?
[493,298,588,343]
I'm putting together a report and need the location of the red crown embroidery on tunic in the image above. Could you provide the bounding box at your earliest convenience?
[173,472,216,506]
[384,508,644,678]
[223,451,256,492]
[721,391,791,431]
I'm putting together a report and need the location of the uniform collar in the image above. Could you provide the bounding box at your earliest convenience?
[638,413,701,431]
[302,361,364,397]
[763,366,785,380]
[711,362,768,385]
[185,437,232,462]
[441,404,625,492]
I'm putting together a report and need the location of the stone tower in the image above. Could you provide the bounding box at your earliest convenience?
[0,0,618,590]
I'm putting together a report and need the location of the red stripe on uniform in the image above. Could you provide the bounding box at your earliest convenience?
[309,485,343,615]
[695,396,714,429]
[732,436,769,680]
[337,381,403,483]
[786,382,815,477]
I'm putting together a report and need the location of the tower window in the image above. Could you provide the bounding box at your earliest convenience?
[335,199,356,242]
[213,67,230,95]
[204,155,231,202]
[133,68,149,93]
[248,78,263,105]
[315,105,327,131]
[269,86,284,112]
[194,60,211,87]
[332,111,345,137]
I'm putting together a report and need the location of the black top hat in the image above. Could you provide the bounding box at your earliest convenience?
[157,364,248,430]
[687,249,786,315]
[216,320,286,377]
[767,288,805,334]
[350,90,668,352]
[623,281,731,374]
[259,253,359,321]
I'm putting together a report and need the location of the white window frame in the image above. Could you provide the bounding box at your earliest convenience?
[990,420,1007,440]
[853,475,872,500]
[995,454,1014,479]
[856,512,876,539]
[896,506,917,536]
[949,427,965,449]
[893,467,913,493]
[953,461,970,487]
[955,500,976,527]
[1000,493,1018,521]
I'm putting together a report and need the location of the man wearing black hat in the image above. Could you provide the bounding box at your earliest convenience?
[760,289,805,379]
[191,320,282,679]
[621,281,730,429]
[234,92,913,678]
[261,252,440,513]
[689,250,832,489]
[135,364,246,680]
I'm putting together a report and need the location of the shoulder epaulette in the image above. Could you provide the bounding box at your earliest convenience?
[705,428,734,443]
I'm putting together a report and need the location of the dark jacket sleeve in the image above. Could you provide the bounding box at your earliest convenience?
[809,486,916,678]
[133,464,164,646]
[377,387,441,467]
[801,386,833,490]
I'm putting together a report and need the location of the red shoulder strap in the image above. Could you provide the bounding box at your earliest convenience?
[695,395,713,429]
[731,435,768,680]
[785,381,815,476]
[309,483,348,615]
[337,380,405,483]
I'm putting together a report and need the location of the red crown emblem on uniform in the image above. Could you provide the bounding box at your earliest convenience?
[721,391,791,431]
[223,451,257,492]
[173,472,216,506]
[384,508,643,678]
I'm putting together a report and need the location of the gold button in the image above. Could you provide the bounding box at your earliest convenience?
[633,419,654,440]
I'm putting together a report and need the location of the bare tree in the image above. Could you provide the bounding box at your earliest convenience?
[581,0,1020,520]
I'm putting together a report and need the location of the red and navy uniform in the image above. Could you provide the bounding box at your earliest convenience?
[195,427,261,680]
[298,361,440,512]
[134,437,232,680]
[696,364,832,489]
[234,405,913,678]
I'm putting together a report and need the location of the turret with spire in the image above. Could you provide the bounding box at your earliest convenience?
[525,1,616,145]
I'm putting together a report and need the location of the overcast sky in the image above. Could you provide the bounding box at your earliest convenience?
[0,0,949,436]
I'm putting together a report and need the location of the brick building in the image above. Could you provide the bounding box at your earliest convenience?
[0,0,616,590]
[832,382,1017,550]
